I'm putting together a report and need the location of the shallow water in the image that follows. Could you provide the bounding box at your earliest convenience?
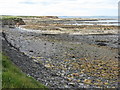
[59,16,118,26]
[65,20,119,26]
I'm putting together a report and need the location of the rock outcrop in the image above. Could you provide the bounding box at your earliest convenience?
[1,18,25,27]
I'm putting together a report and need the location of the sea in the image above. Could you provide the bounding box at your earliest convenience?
[58,16,119,26]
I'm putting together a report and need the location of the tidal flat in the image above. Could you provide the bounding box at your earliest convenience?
[1,16,119,88]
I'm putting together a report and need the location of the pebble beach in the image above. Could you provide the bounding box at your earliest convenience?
[1,16,119,88]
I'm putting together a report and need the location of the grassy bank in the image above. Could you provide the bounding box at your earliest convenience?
[0,15,58,19]
[0,15,18,20]
[1,52,48,88]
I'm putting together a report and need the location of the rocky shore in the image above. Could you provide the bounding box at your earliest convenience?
[1,25,119,88]
[21,16,118,36]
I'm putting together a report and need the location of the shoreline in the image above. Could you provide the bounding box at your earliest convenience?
[1,16,119,88]
[1,26,119,88]
[13,26,119,49]
[19,25,118,35]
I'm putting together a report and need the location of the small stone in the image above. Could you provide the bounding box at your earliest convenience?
[94,82,103,86]
[72,73,79,76]
[64,85,69,88]
[32,56,36,59]
[104,82,109,85]
[94,83,99,85]
[36,57,43,58]
[29,50,33,52]
[79,83,84,86]
[33,59,38,62]
[96,79,101,82]
[45,61,48,62]
[112,87,116,88]
[77,80,81,82]
[45,64,51,68]
[84,79,92,84]
[67,78,72,81]
[68,82,75,86]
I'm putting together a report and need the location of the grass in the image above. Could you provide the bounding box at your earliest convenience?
[1,52,48,89]
[0,15,18,20]
[0,15,22,21]
[0,15,58,19]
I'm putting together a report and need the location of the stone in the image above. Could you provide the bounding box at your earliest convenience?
[84,79,92,84]
[72,73,79,76]
[68,82,75,86]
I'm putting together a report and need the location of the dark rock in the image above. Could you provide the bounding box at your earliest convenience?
[2,18,25,27]
[29,50,33,52]
[97,43,107,46]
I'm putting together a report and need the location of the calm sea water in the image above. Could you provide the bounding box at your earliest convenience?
[58,16,119,26]
[58,16,118,19]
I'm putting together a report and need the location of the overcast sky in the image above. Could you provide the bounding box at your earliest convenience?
[0,0,119,16]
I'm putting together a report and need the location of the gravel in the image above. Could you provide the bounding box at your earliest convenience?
[1,26,119,88]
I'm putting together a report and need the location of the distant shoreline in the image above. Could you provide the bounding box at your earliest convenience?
[58,16,118,19]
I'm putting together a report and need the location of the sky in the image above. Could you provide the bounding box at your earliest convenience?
[0,0,119,16]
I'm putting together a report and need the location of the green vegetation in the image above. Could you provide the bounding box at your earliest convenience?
[0,15,35,22]
[0,15,24,22]
[1,52,48,88]
[0,15,58,19]
[70,48,74,50]
[0,15,18,20]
